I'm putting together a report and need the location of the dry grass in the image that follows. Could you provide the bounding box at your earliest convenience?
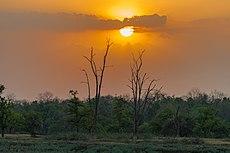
[2,134,230,146]
[203,138,230,145]
[2,134,45,140]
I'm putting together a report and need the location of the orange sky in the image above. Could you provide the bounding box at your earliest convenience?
[1,0,230,20]
[1,1,230,100]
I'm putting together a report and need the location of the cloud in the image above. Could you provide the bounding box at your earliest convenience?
[192,17,230,25]
[0,12,167,32]
[123,14,167,27]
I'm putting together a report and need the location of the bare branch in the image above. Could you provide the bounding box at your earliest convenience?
[83,39,113,136]
[128,51,161,142]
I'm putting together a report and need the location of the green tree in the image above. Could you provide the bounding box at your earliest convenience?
[36,91,57,134]
[67,90,92,132]
[23,111,42,137]
[218,97,230,122]
[109,97,132,133]
[13,99,71,134]
[8,111,24,134]
[192,106,229,138]
[150,107,175,136]
[0,85,12,137]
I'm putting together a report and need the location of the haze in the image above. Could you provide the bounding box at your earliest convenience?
[1,0,230,100]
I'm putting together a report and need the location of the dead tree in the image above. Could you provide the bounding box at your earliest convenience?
[81,69,94,132]
[81,69,92,112]
[83,39,113,137]
[128,51,160,142]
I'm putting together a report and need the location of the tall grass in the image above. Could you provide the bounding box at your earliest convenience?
[1,134,230,153]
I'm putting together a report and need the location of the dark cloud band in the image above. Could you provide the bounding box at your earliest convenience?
[0,12,167,32]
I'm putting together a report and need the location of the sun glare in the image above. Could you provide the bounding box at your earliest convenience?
[119,26,134,37]
[108,4,141,20]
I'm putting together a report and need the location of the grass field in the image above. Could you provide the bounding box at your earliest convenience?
[0,134,230,153]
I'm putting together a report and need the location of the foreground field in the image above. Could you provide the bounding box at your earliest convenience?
[0,134,230,153]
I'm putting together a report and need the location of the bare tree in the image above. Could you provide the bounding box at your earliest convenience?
[81,69,93,112]
[210,89,225,101]
[81,70,94,132]
[83,39,113,137]
[37,91,54,102]
[186,88,208,104]
[186,88,203,100]
[69,90,79,99]
[0,85,5,94]
[128,51,160,142]
[36,91,55,134]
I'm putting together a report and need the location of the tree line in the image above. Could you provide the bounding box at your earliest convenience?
[0,85,230,138]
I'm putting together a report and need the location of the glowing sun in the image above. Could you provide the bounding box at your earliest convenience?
[119,26,134,37]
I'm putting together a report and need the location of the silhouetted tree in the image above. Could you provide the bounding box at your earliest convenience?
[83,39,113,137]
[128,51,160,142]
[37,91,54,102]
[81,69,94,131]
[0,85,4,94]
[67,90,92,132]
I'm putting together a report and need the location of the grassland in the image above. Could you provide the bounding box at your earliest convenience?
[0,134,230,153]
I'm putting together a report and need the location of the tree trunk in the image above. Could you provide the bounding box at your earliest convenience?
[128,51,157,143]
[176,123,180,137]
[9,127,12,134]
[175,105,180,137]
[133,106,138,143]
[76,126,79,132]
[133,119,137,142]
[83,40,112,139]
[91,100,98,139]
[1,127,4,138]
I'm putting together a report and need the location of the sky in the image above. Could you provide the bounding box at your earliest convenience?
[1,0,230,100]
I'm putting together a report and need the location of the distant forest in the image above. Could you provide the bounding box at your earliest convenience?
[0,85,230,139]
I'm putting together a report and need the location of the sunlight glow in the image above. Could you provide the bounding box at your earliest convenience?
[109,4,141,20]
[119,26,134,37]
